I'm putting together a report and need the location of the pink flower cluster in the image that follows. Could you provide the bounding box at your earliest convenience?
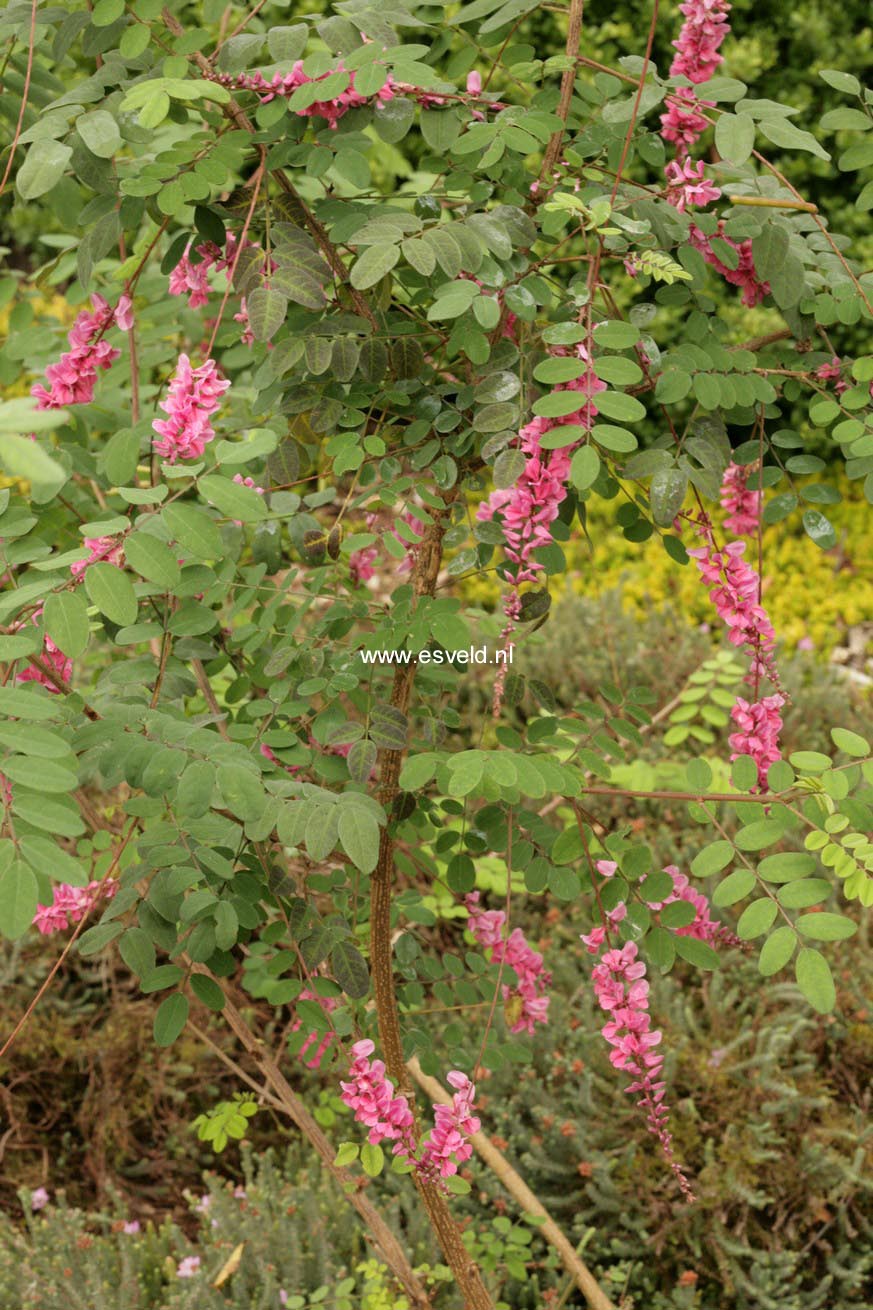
[32,294,132,410]
[688,223,770,308]
[719,462,761,536]
[340,1040,480,1183]
[32,878,118,935]
[589,938,695,1199]
[152,354,230,463]
[651,865,743,948]
[476,346,605,597]
[687,535,778,686]
[15,607,72,693]
[660,0,731,154]
[219,62,394,128]
[290,987,339,1070]
[661,87,713,154]
[465,892,551,1034]
[669,0,732,85]
[70,535,123,577]
[421,1071,480,1179]
[815,355,848,395]
[665,157,721,213]
[339,1038,417,1158]
[729,693,785,790]
[168,241,226,310]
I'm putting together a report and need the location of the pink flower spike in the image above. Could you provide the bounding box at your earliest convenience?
[588,938,695,1199]
[152,354,230,464]
[720,462,761,536]
[31,296,121,410]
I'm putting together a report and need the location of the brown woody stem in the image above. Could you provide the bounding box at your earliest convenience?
[370,496,494,1310]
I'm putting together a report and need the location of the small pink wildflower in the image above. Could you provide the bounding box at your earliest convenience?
[290,987,339,1069]
[152,354,230,463]
[30,1187,49,1212]
[689,224,769,307]
[176,1256,201,1278]
[466,70,483,95]
[16,607,72,693]
[122,1220,140,1234]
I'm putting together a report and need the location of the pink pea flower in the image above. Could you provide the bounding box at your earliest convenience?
[339,1039,417,1158]
[466,892,551,1034]
[70,535,123,578]
[419,1071,480,1180]
[588,938,695,1199]
[669,0,732,86]
[729,693,785,791]
[152,354,230,464]
[32,879,118,935]
[31,295,128,410]
[665,157,721,212]
[290,987,339,1069]
[689,223,769,307]
[466,70,482,95]
[719,462,761,536]
[687,532,779,687]
[223,62,394,128]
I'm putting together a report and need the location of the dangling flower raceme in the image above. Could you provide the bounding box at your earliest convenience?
[152,354,230,463]
[669,0,732,85]
[340,1040,480,1183]
[218,62,394,128]
[70,535,124,577]
[686,533,779,687]
[419,1071,480,1180]
[664,157,721,212]
[729,693,785,791]
[339,1039,417,1158]
[466,892,551,1034]
[32,878,118,935]
[477,344,606,594]
[31,294,132,410]
[588,937,695,1200]
[719,462,762,536]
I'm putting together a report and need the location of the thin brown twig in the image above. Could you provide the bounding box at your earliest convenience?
[0,0,38,201]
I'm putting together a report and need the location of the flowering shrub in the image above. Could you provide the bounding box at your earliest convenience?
[1,0,872,1305]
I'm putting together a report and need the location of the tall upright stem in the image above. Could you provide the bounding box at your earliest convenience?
[370,494,494,1310]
